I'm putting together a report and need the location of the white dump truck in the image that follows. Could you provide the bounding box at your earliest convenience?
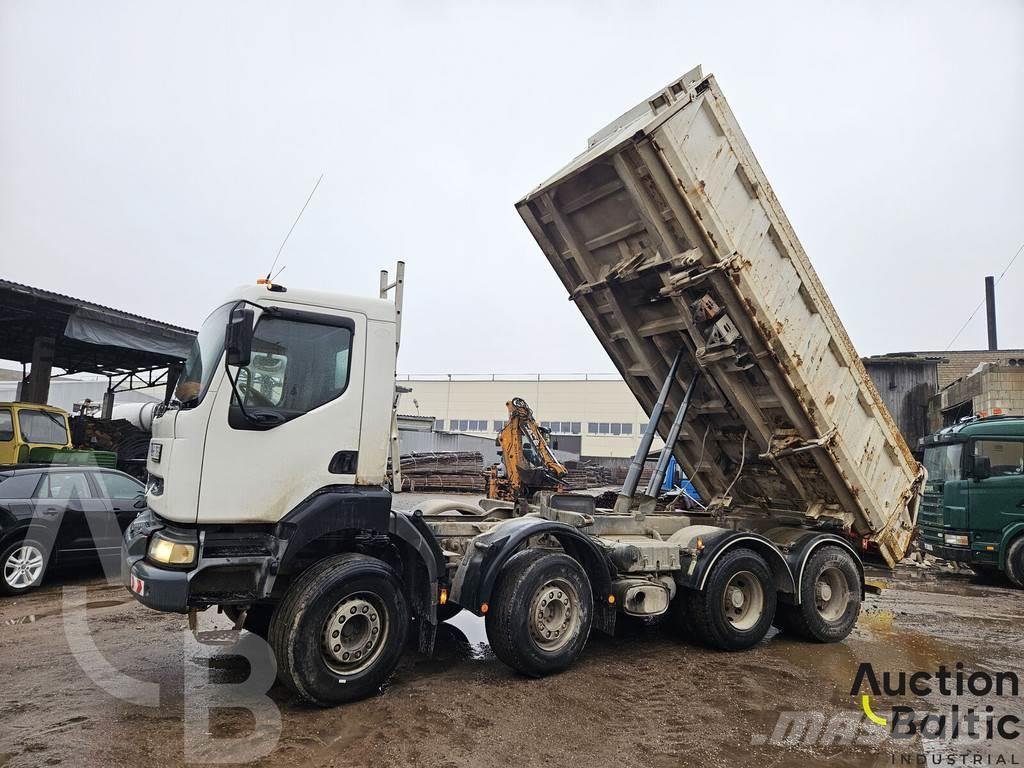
[123,66,923,707]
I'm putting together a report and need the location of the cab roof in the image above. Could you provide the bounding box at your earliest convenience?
[0,402,69,414]
[232,283,397,324]
[926,415,1024,443]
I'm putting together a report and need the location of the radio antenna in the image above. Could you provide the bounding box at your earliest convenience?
[266,172,324,280]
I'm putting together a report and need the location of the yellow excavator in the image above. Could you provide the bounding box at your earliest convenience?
[486,397,568,501]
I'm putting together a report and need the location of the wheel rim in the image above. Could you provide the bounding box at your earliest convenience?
[321,592,389,675]
[814,565,850,622]
[721,570,765,631]
[4,544,44,590]
[529,577,580,652]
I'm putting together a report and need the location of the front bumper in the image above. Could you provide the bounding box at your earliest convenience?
[919,527,974,564]
[122,508,283,614]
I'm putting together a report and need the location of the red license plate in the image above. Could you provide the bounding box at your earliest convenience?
[130,573,145,595]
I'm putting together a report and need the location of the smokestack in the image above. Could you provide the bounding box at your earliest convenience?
[985,275,998,351]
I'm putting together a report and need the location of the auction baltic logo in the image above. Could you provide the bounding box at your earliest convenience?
[751,661,1022,764]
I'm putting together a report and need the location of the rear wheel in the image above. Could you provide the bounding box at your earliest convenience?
[1005,537,1024,588]
[269,553,409,706]
[775,545,861,642]
[485,549,593,677]
[0,540,48,596]
[685,547,776,651]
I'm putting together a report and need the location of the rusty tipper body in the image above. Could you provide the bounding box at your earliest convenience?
[515,66,923,567]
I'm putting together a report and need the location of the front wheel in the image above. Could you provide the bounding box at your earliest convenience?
[485,549,593,677]
[683,547,776,651]
[1005,537,1024,589]
[269,553,409,706]
[775,545,861,642]
[0,540,48,596]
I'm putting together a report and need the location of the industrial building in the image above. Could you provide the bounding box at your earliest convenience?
[397,375,661,459]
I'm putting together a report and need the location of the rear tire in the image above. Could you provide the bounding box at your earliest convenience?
[485,549,593,677]
[269,553,409,706]
[775,545,861,642]
[686,547,776,651]
[1005,537,1024,588]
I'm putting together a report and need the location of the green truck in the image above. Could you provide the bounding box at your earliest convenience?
[920,415,1024,586]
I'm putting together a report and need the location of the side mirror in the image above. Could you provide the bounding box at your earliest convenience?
[225,306,255,367]
[973,455,992,481]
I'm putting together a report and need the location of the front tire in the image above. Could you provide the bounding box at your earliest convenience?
[1005,537,1024,588]
[685,547,776,651]
[775,545,861,642]
[269,553,409,706]
[0,540,48,596]
[485,549,593,677]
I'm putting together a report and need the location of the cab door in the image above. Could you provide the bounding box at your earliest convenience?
[198,306,366,525]
[968,438,1024,544]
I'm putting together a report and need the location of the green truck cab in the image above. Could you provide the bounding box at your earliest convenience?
[920,415,1024,586]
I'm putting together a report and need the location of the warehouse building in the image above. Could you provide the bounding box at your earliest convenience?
[397,375,661,459]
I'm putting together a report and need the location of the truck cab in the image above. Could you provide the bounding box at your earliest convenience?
[920,415,1024,584]
[0,402,73,465]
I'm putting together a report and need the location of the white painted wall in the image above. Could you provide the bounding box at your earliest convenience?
[398,376,662,458]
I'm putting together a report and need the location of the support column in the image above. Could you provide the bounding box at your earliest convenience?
[101,380,115,420]
[21,336,55,404]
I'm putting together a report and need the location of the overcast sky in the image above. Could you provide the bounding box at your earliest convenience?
[2,1,1022,375]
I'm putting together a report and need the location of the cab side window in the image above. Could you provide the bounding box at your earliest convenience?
[0,409,13,441]
[36,472,93,500]
[974,440,1024,477]
[236,316,353,417]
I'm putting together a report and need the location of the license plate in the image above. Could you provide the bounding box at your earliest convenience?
[130,573,145,595]
[923,543,934,552]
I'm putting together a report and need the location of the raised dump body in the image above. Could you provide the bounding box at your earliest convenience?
[516,66,923,567]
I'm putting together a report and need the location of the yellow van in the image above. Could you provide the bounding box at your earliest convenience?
[0,403,72,465]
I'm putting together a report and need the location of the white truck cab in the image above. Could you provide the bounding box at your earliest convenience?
[147,282,397,526]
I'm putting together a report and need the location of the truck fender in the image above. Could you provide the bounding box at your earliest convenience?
[761,527,864,605]
[998,523,1024,570]
[449,516,614,619]
[274,485,392,574]
[389,510,446,624]
[670,526,795,596]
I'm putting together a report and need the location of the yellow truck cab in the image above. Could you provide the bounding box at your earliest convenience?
[0,403,73,465]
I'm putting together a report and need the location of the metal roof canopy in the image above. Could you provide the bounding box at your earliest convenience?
[0,279,196,392]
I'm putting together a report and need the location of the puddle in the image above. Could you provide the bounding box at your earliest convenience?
[442,610,489,659]
[3,598,128,626]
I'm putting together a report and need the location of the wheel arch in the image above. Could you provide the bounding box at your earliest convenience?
[673,528,796,595]
[451,516,613,619]
[762,528,864,605]
[273,487,443,626]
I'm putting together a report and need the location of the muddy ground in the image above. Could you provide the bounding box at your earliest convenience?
[2,496,1023,767]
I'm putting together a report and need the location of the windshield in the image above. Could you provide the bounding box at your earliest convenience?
[923,443,963,484]
[18,409,69,444]
[172,303,233,407]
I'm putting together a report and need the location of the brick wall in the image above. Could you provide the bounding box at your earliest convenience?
[927,364,1024,432]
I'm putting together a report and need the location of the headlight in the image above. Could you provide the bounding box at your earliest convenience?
[147,533,197,565]
[944,534,969,547]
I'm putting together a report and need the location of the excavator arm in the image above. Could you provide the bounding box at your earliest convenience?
[487,397,568,501]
